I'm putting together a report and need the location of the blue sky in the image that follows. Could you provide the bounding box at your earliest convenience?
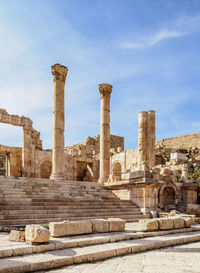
[0,0,200,150]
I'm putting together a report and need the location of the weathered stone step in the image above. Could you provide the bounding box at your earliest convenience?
[0,215,145,225]
[1,229,200,272]
[2,212,144,220]
[0,204,139,210]
[1,226,199,259]
[0,202,138,208]
[0,207,142,215]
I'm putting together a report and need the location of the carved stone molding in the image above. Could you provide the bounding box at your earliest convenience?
[99,83,112,99]
[51,63,68,82]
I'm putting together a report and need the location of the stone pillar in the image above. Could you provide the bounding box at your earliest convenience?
[99,83,112,183]
[22,118,33,177]
[138,111,148,169]
[138,110,155,170]
[147,110,155,168]
[50,64,68,180]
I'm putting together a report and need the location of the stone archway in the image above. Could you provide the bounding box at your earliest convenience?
[0,109,42,177]
[159,185,177,210]
[40,160,52,179]
[112,161,122,182]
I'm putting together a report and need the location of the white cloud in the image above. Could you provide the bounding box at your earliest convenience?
[121,28,187,49]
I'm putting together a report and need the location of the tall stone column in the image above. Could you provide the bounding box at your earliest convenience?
[50,64,68,180]
[147,110,155,168]
[138,110,156,170]
[99,83,112,183]
[138,111,148,170]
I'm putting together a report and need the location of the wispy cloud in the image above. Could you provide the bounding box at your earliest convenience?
[121,29,187,49]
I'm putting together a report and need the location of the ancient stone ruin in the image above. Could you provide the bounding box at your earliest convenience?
[0,63,199,226]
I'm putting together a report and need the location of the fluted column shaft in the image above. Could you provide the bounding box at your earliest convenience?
[99,83,112,183]
[50,63,68,180]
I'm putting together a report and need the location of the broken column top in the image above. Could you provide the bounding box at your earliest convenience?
[139,110,155,114]
[99,83,112,97]
[51,63,68,81]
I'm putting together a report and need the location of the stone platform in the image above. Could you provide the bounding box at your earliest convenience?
[0,223,200,272]
[0,177,145,226]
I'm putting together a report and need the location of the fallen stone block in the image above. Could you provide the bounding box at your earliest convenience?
[90,219,109,233]
[138,219,159,232]
[9,230,25,242]
[187,204,200,217]
[173,217,185,229]
[107,218,126,232]
[49,220,92,237]
[181,217,195,228]
[25,225,50,244]
[158,218,174,230]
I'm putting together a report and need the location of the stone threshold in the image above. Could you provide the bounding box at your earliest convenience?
[1,229,200,272]
[0,225,200,259]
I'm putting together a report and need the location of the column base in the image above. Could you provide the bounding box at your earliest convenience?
[50,173,66,181]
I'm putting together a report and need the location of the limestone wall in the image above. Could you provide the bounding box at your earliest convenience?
[65,135,124,157]
[111,147,139,178]
[156,133,200,150]
[0,145,22,177]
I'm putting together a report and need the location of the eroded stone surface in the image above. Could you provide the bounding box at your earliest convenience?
[25,225,50,244]
[90,219,109,233]
[49,220,92,237]
[107,218,126,232]
[138,219,159,231]
[9,230,25,242]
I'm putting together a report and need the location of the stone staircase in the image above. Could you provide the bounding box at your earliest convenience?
[0,225,200,272]
[0,177,146,226]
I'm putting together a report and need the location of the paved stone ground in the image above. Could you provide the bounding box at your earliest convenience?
[37,241,200,273]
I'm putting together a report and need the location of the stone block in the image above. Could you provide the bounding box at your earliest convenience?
[158,218,174,230]
[25,225,50,244]
[187,204,200,217]
[170,152,187,161]
[161,168,171,175]
[138,219,159,232]
[170,175,178,183]
[153,174,160,180]
[152,168,160,174]
[173,217,185,229]
[163,175,171,182]
[107,218,126,232]
[49,220,92,237]
[172,170,181,176]
[9,230,25,242]
[90,219,109,233]
[181,217,195,228]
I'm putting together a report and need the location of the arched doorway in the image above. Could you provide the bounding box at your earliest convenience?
[112,161,122,182]
[40,160,52,179]
[159,186,176,210]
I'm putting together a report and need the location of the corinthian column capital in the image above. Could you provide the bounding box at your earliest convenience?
[51,63,68,82]
[99,83,112,99]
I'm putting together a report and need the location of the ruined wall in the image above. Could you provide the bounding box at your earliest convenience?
[156,133,200,150]
[65,135,124,157]
[111,147,139,176]
[0,109,42,177]
[0,155,6,175]
[0,145,22,177]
